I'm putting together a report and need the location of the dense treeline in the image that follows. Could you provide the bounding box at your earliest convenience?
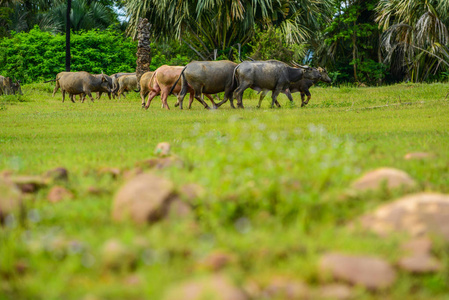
[0,0,448,84]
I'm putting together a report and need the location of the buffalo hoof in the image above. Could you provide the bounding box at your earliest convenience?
[174,102,180,107]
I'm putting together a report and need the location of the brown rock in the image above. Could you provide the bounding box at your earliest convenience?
[319,253,396,290]
[401,237,432,255]
[357,193,449,241]
[163,275,248,300]
[47,186,74,203]
[10,175,47,193]
[351,167,416,191]
[398,254,441,273]
[167,198,192,219]
[155,142,171,157]
[316,284,353,300]
[404,152,432,160]
[43,167,69,181]
[197,251,234,272]
[87,186,103,195]
[262,277,309,299]
[112,173,177,224]
[0,179,23,225]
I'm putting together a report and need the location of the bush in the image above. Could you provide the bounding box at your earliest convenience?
[0,27,196,83]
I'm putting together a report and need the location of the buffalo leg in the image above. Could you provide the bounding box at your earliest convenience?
[188,93,194,109]
[194,90,210,109]
[257,91,269,108]
[52,82,60,97]
[204,94,218,109]
[160,88,170,110]
[62,90,66,103]
[301,90,311,107]
[271,88,283,108]
[145,90,159,109]
[233,83,250,109]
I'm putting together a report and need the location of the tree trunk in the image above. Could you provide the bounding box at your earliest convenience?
[136,18,152,84]
[352,20,358,83]
[65,0,71,72]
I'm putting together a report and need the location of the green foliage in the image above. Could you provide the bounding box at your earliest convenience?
[0,26,137,82]
[249,27,307,63]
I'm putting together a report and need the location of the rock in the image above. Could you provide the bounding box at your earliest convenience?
[9,175,47,193]
[404,152,432,160]
[87,186,104,195]
[155,142,171,157]
[401,237,432,255]
[179,183,205,202]
[101,239,136,271]
[319,252,396,290]
[112,173,177,224]
[163,275,248,300]
[136,157,183,170]
[261,277,309,300]
[398,254,441,273]
[0,179,23,225]
[316,284,353,300]
[43,167,69,181]
[356,193,449,241]
[197,251,234,272]
[47,186,74,203]
[351,167,416,191]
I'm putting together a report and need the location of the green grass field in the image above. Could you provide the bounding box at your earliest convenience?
[1,82,449,299]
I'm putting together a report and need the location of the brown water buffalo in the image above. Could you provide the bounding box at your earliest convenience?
[232,60,322,108]
[0,75,12,95]
[170,60,238,109]
[257,67,332,108]
[144,65,216,110]
[57,71,111,103]
[139,71,154,106]
[117,74,138,99]
[10,78,23,95]
[111,72,136,94]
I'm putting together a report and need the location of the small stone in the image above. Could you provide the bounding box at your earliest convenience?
[401,237,433,255]
[167,198,192,219]
[162,275,248,300]
[112,173,177,224]
[319,252,396,290]
[316,284,353,300]
[87,186,103,195]
[197,251,234,272]
[47,186,74,203]
[356,193,449,241]
[404,152,432,160]
[10,175,47,193]
[351,167,416,191]
[43,167,69,181]
[0,179,23,225]
[155,142,171,157]
[398,254,441,273]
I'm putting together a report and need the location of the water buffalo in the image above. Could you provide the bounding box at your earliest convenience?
[58,71,111,103]
[145,65,216,110]
[111,72,136,94]
[232,60,321,108]
[116,74,138,99]
[139,71,154,106]
[10,78,23,95]
[257,67,332,108]
[0,75,12,95]
[170,60,238,109]
[93,74,114,100]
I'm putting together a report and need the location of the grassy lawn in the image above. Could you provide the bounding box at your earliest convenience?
[1,82,449,299]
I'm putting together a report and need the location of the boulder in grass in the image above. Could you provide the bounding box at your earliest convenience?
[0,179,23,225]
[316,284,353,300]
[319,252,396,290]
[196,251,234,272]
[261,277,309,300]
[398,254,441,273]
[155,142,171,157]
[351,167,416,191]
[47,186,74,203]
[357,193,449,241]
[163,275,248,300]
[112,173,177,225]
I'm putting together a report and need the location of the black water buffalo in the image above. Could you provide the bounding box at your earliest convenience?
[232,60,321,108]
[257,67,332,108]
[170,60,238,109]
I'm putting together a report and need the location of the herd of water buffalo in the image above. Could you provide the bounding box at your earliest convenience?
[1,60,332,109]
[0,75,23,96]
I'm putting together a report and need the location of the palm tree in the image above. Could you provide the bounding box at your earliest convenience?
[376,0,449,81]
[124,0,332,60]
